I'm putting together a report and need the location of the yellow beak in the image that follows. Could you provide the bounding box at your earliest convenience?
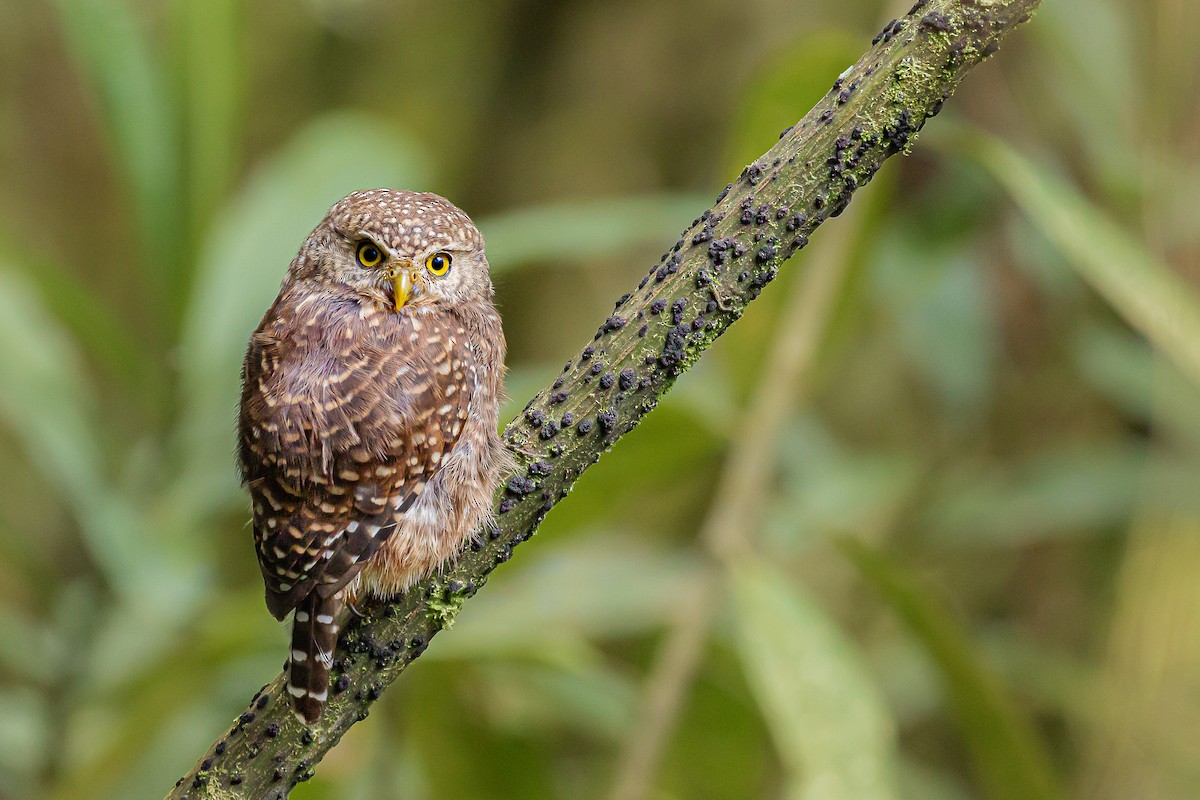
[393,270,413,311]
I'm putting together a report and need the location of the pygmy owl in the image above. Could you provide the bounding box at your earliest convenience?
[238,189,510,723]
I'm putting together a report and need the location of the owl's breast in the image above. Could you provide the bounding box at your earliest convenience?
[241,293,483,488]
[241,296,398,474]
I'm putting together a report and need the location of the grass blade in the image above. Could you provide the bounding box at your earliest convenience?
[838,537,1061,800]
[0,267,149,595]
[730,557,900,800]
[0,233,156,403]
[961,130,1200,389]
[170,0,243,239]
[53,0,184,307]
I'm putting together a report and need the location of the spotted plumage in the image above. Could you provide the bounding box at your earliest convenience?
[238,189,511,723]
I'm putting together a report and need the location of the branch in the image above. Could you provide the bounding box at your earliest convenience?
[168,1,1040,796]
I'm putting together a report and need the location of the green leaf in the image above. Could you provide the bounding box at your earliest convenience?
[172,113,431,517]
[923,440,1200,546]
[730,557,900,800]
[839,538,1061,800]
[871,216,998,416]
[898,758,973,800]
[170,0,244,239]
[725,31,865,172]
[473,660,637,738]
[434,534,702,658]
[962,130,1200,390]
[1028,0,1140,194]
[921,444,1144,546]
[480,194,707,275]
[53,0,184,305]
[0,267,146,593]
[0,234,155,404]
[0,687,49,795]
[1072,321,1200,447]
[764,417,921,553]
[0,601,66,683]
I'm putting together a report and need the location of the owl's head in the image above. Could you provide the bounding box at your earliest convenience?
[293,189,492,310]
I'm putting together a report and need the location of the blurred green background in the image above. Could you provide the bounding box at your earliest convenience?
[1,0,1198,798]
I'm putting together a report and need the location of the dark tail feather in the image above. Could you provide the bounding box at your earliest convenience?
[287,591,345,724]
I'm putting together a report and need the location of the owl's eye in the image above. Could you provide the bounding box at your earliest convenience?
[426,252,452,276]
[356,241,383,267]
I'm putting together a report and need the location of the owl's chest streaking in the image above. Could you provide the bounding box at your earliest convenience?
[241,292,478,477]
[238,287,507,614]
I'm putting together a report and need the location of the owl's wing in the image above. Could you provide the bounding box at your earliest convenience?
[241,309,477,620]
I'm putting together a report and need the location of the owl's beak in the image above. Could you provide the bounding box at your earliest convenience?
[392,269,414,311]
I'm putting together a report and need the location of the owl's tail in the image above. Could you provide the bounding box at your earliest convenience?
[287,590,345,724]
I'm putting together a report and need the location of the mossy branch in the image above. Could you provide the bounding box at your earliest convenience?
[167,1,1040,796]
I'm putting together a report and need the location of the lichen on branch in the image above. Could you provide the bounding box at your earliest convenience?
[167,1,1041,796]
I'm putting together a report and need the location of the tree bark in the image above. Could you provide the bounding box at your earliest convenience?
[167,1,1041,796]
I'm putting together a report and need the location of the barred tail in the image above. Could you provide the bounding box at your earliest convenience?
[287,591,344,724]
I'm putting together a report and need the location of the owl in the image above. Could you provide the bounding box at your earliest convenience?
[238,189,511,723]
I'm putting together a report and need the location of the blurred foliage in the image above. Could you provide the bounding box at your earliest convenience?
[0,1,1197,799]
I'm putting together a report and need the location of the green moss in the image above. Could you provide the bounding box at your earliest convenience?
[425,582,469,628]
[889,55,941,109]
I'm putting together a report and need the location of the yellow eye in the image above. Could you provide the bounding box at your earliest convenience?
[356,241,383,267]
[426,252,452,276]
